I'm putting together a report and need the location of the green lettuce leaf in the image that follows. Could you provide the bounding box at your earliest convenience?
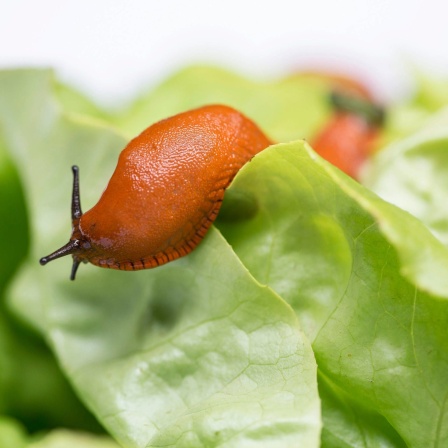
[0,416,27,448]
[376,71,448,148]
[112,65,332,141]
[363,106,448,247]
[27,429,120,448]
[412,73,448,112]
[0,81,102,434]
[52,65,333,143]
[217,142,448,447]
[0,417,119,448]
[54,81,112,125]
[1,66,448,448]
[0,69,321,448]
[0,134,28,290]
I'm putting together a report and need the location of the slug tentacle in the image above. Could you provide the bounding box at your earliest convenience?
[39,239,81,266]
[71,165,83,220]
[70,258,82,281]
[39,166,88,280]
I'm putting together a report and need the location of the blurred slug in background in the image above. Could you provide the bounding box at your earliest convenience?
[310,74,385,179]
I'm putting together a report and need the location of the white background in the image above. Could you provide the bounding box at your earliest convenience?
[1,0,447,106]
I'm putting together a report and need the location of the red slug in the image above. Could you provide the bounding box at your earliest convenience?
[311,90,384,179]
[40,105,271,280]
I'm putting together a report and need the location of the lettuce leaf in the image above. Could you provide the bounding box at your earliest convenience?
[363,106,448,247]
[0,416,27,448]
[0,69,320,448]
[217,141,448,447]
[1,66,447,448]
[57,65,333,143]
[0,417,119,448]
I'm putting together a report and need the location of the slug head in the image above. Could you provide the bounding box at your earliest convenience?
[40,165,92,280]
[330,90,385,127]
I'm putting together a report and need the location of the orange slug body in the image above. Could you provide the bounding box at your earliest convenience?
[311,112,379,179]
[40,105,271,279]
[311,88,384,179]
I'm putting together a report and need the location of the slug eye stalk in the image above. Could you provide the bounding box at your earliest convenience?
[39,165,84,280]
[330,90,385,126]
